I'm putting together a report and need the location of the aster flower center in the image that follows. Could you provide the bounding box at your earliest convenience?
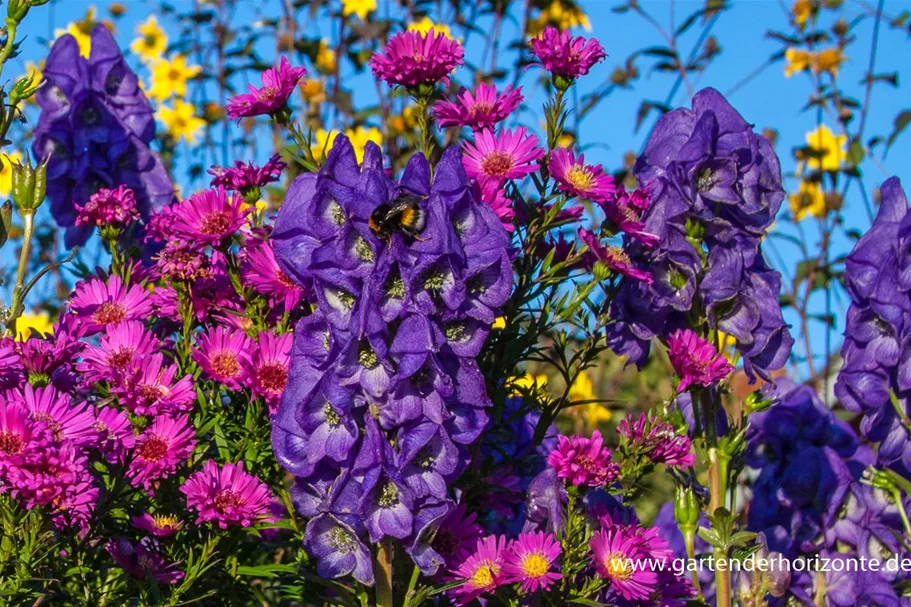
[109,346,135,370]
[93,301,129,325]
[210,351,242,379]
[522,553,550,578]
[604,246,632,268]
[604,551,633,580]
[138,436,170,462]
[214,489,246,513]
[377,481,399,507]
[277,271,299,290]
[257,86,279,101]
[566,164,595,191]
[154,514,179,529]
[256,362,288,393]
[30,412,64,440]
[199,211,233,236]
[0,430,24,455]
[358,342,379,369]
[468,101,494,118]
[329,527,357,554]
[469,563,498,588]
[139,383,167,402]
[481,150,516,178]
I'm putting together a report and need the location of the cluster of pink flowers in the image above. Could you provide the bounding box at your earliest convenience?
[208,153,287,197]
[226,56,307,120]
[74,185,141,229]
[370,28,464,90]
[530,26,608,82]
[547,429,620,488]
[618,412,695,468]
[433,82,524,132]
[667,328,735,392]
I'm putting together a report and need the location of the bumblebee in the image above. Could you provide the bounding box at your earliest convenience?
[368,194,427,242]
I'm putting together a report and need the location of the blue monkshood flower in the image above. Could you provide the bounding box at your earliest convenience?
[606,88,793,382]
[270,136,511,580]
[34,24,173,247]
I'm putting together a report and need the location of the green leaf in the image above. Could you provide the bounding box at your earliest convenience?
[885,110,911,157]
[235,563,298,578]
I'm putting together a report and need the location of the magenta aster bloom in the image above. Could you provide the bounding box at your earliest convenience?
[667,328,734,392]
[502,531,562,593]
[115,353,196,416]
[590,527,658,601]
[107,538,185,584]
[144,203,179,243]
[226,56,306,120]
[7,440,87,509]
[0,340,23,389]
[579,229,653,284]
[462,127,544,191]
[52,479,98,530]
[433,83,523,131]
[431,503,485,567]
[547,429,619,488]
[171,187,250,247]
[68,275,153,335]
[74,185,140,228]
[11,385,98,448]
[599,188,659,248]
[617,413,694,467]
[0,402,50,473]
[447,535,506,605]
[93,407,135,463]
[127,414,197,491]
[193,326,252,390]
[78,320,158,383]
[132,512,183,537]
[181,459,276,529]
[155,241,212,282]
[529,27,607,81]
[208,154,286,194]
[247,332,292,412]
[370,29,464,89]
[241,237,306,311]
[549,148,617,202]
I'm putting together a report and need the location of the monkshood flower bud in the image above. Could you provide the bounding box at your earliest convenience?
[9,152,48,212]
[674,486,700,532]
[270,135,512,579]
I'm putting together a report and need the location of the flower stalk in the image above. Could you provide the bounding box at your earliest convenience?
[375,539,394,607]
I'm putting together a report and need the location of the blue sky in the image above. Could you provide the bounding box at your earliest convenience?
[4,0,910,377]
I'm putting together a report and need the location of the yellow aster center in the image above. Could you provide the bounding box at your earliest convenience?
[566,163,594,191]
[469,563,498,588]
[154,514,179,529]
[521,553,550,578]
[605,552,632,580]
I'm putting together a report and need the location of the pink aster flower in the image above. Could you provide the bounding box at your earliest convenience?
[246,332,292,412]
[226,56,306,120]
[462,128,544,192]
[155,241,212,282]
[579,229,653,284]
[600,189,660,248]
[447,535,506,605]
[180,460,276,529]
[193,326,252,390]
[472,181,516,232]
[502,531,562,593]
[132,512,183,537]
[530,27,607,81]
[74,185,140,228]
[549,147,617,201]
[7,440,87,509]
[208,154,286,194]
[370,29,464,89]
[617,413,695,468]
[431,503,485,567]
[68,275,153,335]
[433,83,524,131]
[0,340,23,389]
[51,479,98,531]
[0,402,50,473]
[171,187,250,247]
[547,429,619,488]
[107,538,185,584]
[590,527,658,601]
[115,353,196,416]
[93,407,136,463]
[144,203,179,243]
[11,385,98,448]
[667,329,734,392]
[240,237,306,311]
[78,320,159,383]
[127,414,197,491]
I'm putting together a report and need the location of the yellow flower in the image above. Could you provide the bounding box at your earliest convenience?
[54,8,96,59]
[316,39,337,73]
[492,317,506,330]
[342,0,375,21]
[300,78,326,104]
[789,180,827,221]
[812,47,844,77]
[388,106,417,136]
[148,55,201,100]
[569,371,595,402]
[557,132,575,148]
[784,48,811,78]
[130,15,168,63]
[312,127,382,163]
[15,312,53,341]
[804,125,847,172]
[156,100,206,144]
[792,0,813,29]
[407,17,452,39]
[528,0,591,37]
[510,373,548,395]
[0,151,22,198]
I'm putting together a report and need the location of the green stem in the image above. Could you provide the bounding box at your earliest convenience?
[682,529,703,598]
[374,539,394,607]
[415,96,435,162]
[5,208,34,336]
[402,565,421,607]
[0,20,19,82]
[708,447,731,607]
